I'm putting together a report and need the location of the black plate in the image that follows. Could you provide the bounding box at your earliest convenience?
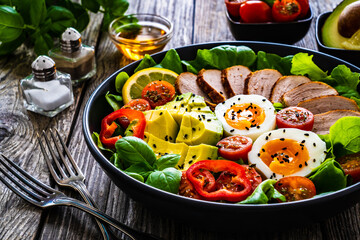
[316,12,360,68]
[83,41,360,230]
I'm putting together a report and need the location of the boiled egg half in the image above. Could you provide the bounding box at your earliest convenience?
[214,94,276,141]
[248,128,327,180]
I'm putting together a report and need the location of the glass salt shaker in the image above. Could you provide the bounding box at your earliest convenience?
[48,27,96,85]
[20,55,74,117]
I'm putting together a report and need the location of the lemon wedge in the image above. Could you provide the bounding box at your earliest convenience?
[341,29,360,50]
[122,67,178,104]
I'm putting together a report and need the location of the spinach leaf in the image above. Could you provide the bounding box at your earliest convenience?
[105,91,123,111]
[124,162,154,180]
[154,154,181,171]
[134,54,157,72]
[0,6,24,43]
[91,132,114,156]
[33,32,53,55]
[308,159,347,194]
[65,2,89,32]
[0,32,25,55]
[239,179,286,204]
[81,0,100,13]
[110,0,129,17]
[123,171,144,182]
[182,45,256,74]
[256,51,293,75]
[115,72,129,94]
[30,0,47,27]
[47,6,76,36]
[329,116,360,158]
[290,53,328,80]
[145,168,182,194]
[115,136,157,169]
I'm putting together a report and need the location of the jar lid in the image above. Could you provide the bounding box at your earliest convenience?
[31,55,56,81]
[60,27,82,53]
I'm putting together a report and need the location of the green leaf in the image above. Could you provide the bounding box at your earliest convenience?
[134,54,157,73]
[124,172,144,182]
[239,179,286,204]
[66,2,89,32]
[91,132,114,155]
[115,136,157,169]
[110,0,129,17]
[81,0,100,12]
[124,162,153,179]
[115,72,129,94]
[329,116,360,158]
[101,11,113,32]
[154,49,183,74]
[145,168,182,194]
[256,51,293,75]
[154,154,181,171]
[0,32,25,56]
[34,32,53,55]
[30,0,47,27]
[0,6,24,43]
[47,6,76,36]
[105,91,123,111]
[182,45,256,74]
[308,159,347,194]
[290,53,328,80]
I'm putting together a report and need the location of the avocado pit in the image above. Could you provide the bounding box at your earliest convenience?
[338,1,360,38]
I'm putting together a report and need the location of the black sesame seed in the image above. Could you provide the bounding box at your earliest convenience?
[299,164,302,168]
[280,138,285,141]
[192,127,196,131]
[192,155,196,159]
[245,127,249,130]
[262,148,265,152]
[189,160,193,164]
[257,153,260,157]
[313,143,316,147]
[265,136,269,140]
[222,101,225,104]
[159,112,163,115]
[207,119,211,122]
[313,159,316,162]
[301,140,306,143]
[230,129,235,133]
[257,126,260,129]
[198,107,201,110]
[305,162,308,166]
[283,129,286,133]
[295,152,299,156]
[282,147,287,150]
[181,104,185,107]
[262,99,266,102]
[304,133,309,136]
[153,144,157,148]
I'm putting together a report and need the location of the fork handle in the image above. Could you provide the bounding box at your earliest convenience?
[70,181,116,240]
[54,196,162,240]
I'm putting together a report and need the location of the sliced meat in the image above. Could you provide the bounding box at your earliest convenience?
[197,69,228,104]
[282,82,338,107]
[298,95,360,114]
[175,72,212,103]
[270,75,311,103]
[245,69,282,100]
[312,110,360,135]
[221,65,251,97]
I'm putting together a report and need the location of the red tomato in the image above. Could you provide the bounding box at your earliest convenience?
[216,135,253,162]
[239,0,272,23]
[178,171,204,200]
[244,165,262,191]
[272,0,301,22]
[141,80,175,108]
[296,0,309,18]
[337,152,360,183]
[225,0,246,19]
[276,107,314,131]
[274,176,316,202]
[122,99,151,111]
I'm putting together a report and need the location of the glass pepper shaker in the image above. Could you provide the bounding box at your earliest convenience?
[48,27,96,85]
[20,55,74,117]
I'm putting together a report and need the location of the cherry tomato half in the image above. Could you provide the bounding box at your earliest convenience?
[276,107,314,131]
[122,99,151,111]
[272,0,301,22]
[274,176,316,202]
[239,0,272,23]
[178,171,204,200]
[216,135,253,162]
[225,0,246,19]
[337,152,360,183]
[141,80,176,108]
[296,0,310,19]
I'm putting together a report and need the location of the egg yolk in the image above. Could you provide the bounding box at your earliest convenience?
[259,138,310,176]
[225,103,265,130]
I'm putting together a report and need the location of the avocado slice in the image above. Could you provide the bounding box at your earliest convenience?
[181,144,218,171]
[144,110,179,143]
[156,92,192,124]
[322,0,358,48]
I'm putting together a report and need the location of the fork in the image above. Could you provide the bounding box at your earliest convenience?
[0,153,162,240]
[38,128,115,240]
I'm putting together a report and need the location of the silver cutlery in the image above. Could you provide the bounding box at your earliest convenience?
[0,153,162,240]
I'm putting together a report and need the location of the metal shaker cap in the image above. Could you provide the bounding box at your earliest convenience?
[60,27,82,53]
[31,55,56,81]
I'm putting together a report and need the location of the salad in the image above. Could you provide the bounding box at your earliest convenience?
[92,45,360,204]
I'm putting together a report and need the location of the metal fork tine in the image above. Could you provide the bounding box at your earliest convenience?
[53,128,82,176]
[41,130,70,178]
[0,155,50,201]
[38,134,61,183]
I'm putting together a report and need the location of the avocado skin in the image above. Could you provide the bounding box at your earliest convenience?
[322,0,358,48]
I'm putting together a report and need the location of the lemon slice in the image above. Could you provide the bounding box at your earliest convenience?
[122,67,178,104]
[341,29,360,50]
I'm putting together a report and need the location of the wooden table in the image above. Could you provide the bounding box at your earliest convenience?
[1,0,359,239]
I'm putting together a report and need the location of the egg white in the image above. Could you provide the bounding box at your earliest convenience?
[214,94,276,141]
[248,128,327,180]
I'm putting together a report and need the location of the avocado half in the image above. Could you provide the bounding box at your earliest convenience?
[322,0,358,48]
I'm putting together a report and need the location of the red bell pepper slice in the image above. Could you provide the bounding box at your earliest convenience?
[186,160,252,202]
[99,108,146,149]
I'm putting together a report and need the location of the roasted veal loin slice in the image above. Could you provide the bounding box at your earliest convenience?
[298,95,360,114]
[175,72,213,103]
[221,65,251,97]
[197,69,228,104]
[312,110,360,135]
[282,82,338,107]
[245,69,283,99]
[270,75,311,103]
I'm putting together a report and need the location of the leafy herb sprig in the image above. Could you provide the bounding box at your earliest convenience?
[0,0,130,55]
